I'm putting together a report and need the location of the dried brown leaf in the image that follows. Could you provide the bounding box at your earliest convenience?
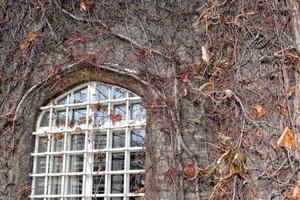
[194,62,202,75]
[293,181,300,198]
[54,132,63,140]
[207,81,214,92]
[112,114,122,122]
[278,102,288,116]
[180,72,190,83]
[80,0,87,12]
[254,104,267,118]
[277,127,296,151]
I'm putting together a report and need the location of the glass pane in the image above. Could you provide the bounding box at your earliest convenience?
[111,175,124,194]
[70,134,85,151]
[129,174,145,193]
[34,177,45,195]
[40,111,50,127]
[73,109,87,125]
[94,131,107,149]
[51,156,63,173]
[130,152,145,170]
[38,136,48,153]
[111,153,125,171]
[69,154,84,172]
[111,198,123,200]
[130,103,146,121]
[92,175,105,194]
[93,198,105,200]
[93,153,106,172]
[52,134,64,152]
[113,87,127,99]
[112,132,125,148]
[129,92,138,97]
[57,96,68,105]
[94,107,108,127]
[73,87,87,103]
[54,110,66,127]
[36,156,46,174]
[130,129,145,147]
[67,176,83,194]
[113,104,126,123]
[49,176,62,195]
[96,84,111,101]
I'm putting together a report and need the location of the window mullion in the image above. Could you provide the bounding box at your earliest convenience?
[84,83,94,198]
[61,94,70,197]
[44,107,53,197]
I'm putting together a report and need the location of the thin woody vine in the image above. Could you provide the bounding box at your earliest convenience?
[1,0,300,199]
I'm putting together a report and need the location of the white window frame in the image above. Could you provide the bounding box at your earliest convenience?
[30,82,146,200]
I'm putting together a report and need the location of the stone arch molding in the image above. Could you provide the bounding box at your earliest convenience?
[13,61,153,198]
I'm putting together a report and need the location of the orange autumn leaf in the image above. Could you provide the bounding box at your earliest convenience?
[207,81,214,92]
[180,72,190,83]
[112,114,122,122]
[277,127,296,151]
[54,132,63,140]
[254,104,267,118]
[194,62,202,75]
[184,164,196,180]
[20,28,37,50]
[293,181,300,198]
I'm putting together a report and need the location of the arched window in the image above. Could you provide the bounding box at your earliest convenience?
[30,82,146,200]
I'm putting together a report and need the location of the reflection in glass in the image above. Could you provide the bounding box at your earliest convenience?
[36,156,46,174]
[49,176,62,195]
[52,135,64,152]
[54,110,66,127]
[70,134,85,151]
[113,87,127,99]
[69,154,84,172]
[51,155,63,173]
[111,175,124,194]
[94,131,107,149]
[68,176,83,194]
[73,109,86,125]
[130,129,145,147]
[94,153,106,172]
[130,104,146,121]
[96,85,111,101]
[34,177,45,195]
[73,88,87,103]
[40,111,50,127]
[111,153,125,171]
[130,152,145,170]
[94,108,108,127]
[112,132,125,148]
[38,136,48,153]
[92,175,105,194]
[113,104,126,123]
[57,96,68,105]
[129,174,145,193]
